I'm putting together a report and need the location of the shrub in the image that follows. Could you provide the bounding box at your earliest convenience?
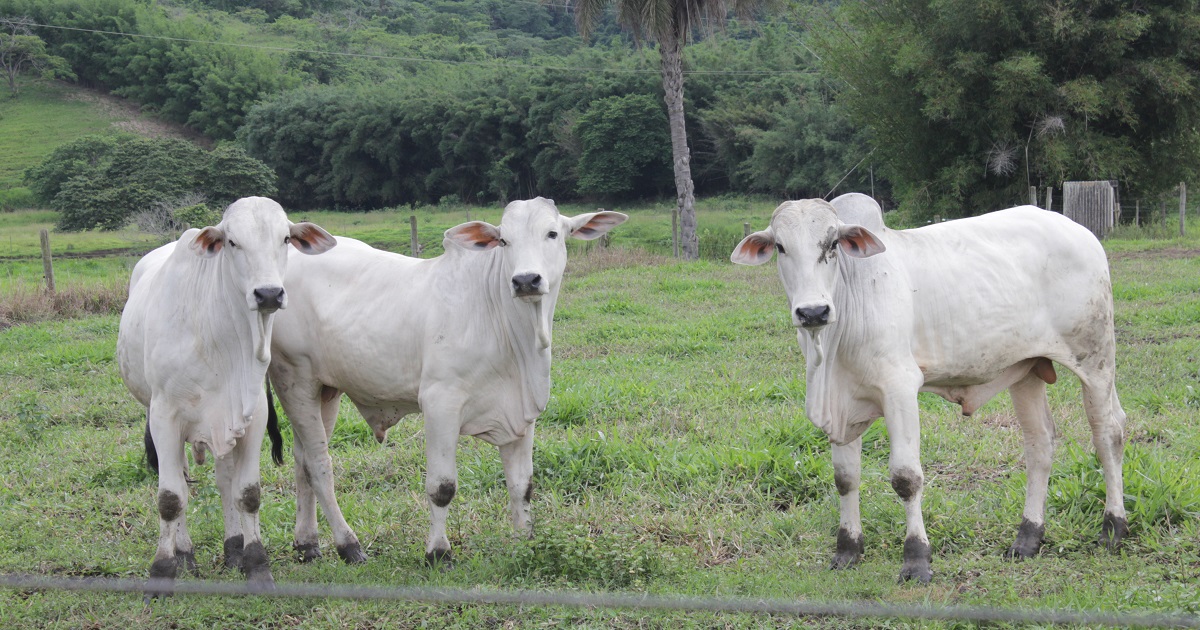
[24,136,277,231]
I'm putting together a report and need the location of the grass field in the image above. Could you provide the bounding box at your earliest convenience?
[2,204,1200,627]
[0,81,129,192]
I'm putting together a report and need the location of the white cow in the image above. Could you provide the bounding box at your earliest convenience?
[117,197,335,595]
[731,193,1126,583]
[268,197,626,564]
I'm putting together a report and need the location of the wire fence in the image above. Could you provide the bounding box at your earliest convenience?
[3,573,1200,628]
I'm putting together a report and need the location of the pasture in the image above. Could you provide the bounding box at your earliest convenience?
[2,203,1200,627]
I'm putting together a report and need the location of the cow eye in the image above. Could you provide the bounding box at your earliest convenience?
[228,239,238,248]
[284,236,291,245]
[498,238,509,247]
[548,230,558,240]
[830,239,840,250]
[775,243,786,255]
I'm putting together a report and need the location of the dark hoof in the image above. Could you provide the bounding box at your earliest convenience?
[224,535,245,571]
[176,550,197,575]
[899,537,932,584]
[295,542,322,563]
[425,547,453,568]
[337,542,368,564]
[145,557,177,601]
[241,542,274,590]
[1004,518,1045,560]
[830,528,864,570]
[1100,514,1128,551]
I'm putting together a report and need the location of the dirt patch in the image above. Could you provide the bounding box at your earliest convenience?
[64,87,212,147]
[1108,248,1200,261]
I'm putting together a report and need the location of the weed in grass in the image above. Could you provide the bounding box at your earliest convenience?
[497,523,678,589]
[7,393,53,444]
[89,450,155,490]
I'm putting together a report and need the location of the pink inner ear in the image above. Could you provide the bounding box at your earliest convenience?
[194,228,223,255]
[449,222,500,249]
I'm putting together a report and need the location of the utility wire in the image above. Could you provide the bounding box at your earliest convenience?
[2,573,1199,628]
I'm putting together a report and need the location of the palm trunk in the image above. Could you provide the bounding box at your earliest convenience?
[659,30,698,260]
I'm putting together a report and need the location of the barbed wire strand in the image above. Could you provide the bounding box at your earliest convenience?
[3,573,1199,628]
[27,22,814,76]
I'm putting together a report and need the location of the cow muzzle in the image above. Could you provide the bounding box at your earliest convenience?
[511,273,545,299]
[253,286,286,312]
[794,304,831,329]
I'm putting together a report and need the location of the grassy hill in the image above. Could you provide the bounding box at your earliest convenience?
[0,79,202,198]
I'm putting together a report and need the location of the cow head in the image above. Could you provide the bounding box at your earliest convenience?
[731,199,885,330]
[444,197,627,347]
[189,196,336,314]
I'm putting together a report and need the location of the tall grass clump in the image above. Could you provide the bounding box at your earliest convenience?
[0,280,127,327]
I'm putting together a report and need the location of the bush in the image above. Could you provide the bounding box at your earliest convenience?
[24,136,277,231]
[575,94,672,198]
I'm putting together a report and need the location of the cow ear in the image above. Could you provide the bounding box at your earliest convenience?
[837,224,885,258]
[731,230,775,266]
[189,226,225,258]
[567,211,627,240]
[290,222,337,255]
[445,221,502,251]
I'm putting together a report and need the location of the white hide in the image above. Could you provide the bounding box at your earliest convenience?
[268,197,627,561]
[119,198,335,457]
[116,196,335,586]
[733,194,1127,580]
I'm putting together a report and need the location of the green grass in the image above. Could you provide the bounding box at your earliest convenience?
[0,80,126,191]
[2,204,1200,627]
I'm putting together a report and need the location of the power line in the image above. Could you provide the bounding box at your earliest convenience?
[28,22,814,77]
[3,573,1199,628]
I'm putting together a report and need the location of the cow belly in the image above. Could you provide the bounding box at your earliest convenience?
[352,400,420,443]
[921,358,1046,415]
[460,413,534,446]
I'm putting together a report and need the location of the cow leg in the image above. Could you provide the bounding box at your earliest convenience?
[231,402,274,589]
[1082,379,1128,551]
[1005,374,1054,559]
[883,392,932,584]
[214,456,245,571]
[830,436,864,569]
[285,386,365,563]
[498,427,535,538]
[146,410,189,600]
[423,406,460,566]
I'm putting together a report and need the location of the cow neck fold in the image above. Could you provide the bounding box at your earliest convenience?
[801,243,887,446]
[175,248,272,458]
[441,243,553,424]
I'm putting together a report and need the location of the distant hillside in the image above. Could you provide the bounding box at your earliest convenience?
[0,80,205,191]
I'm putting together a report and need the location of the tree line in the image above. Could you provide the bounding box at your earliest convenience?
[7,0,1198,228]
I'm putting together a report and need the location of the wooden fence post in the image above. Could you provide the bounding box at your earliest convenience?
[743,222,751,238]
[1181,182,1188,238]
[1135,200,1140,227]
[1029,186,1037,207]
[672,209,679,259]
[409,215,419,256]
[1063,181,1115,239]
[1044,187,1053,212]
[39,229,55,295]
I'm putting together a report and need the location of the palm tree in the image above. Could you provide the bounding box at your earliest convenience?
[567,0,778,260]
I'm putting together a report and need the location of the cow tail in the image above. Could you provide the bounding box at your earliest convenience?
[266,377,285,466]
[143,412,159,475]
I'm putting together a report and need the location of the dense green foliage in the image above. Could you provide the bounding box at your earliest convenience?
[25,134,276,230]
[0,0,299,138]
[813,0,1200,217]
[575,93,672,197]
[0,19,74,97]
[0,0,874,209]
